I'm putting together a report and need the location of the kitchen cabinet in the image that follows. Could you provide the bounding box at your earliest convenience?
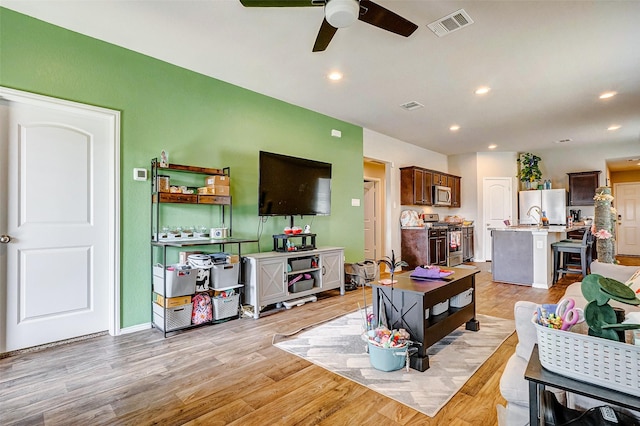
[401,166,432,205]
[432,173,448,187]
[450,176,461,207]
[463,226,474,261]
[567,171,601,206]
[243,247,345,318]
[401,228,447,268]
[400,166,461,207]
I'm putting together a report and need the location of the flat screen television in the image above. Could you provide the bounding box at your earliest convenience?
[259,151,332,217]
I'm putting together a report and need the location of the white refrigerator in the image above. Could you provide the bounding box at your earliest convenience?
[519,189,567,225]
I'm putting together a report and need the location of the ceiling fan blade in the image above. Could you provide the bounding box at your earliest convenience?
[358,0,418,37]
[239,0,323,7]
[313,18,338,52]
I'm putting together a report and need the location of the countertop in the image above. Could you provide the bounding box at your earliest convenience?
[489,225,588,233]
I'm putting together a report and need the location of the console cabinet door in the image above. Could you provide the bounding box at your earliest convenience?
[257,258,287,304]
[320,250,343,290]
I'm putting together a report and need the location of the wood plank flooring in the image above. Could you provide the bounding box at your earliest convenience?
[1,258,637,425]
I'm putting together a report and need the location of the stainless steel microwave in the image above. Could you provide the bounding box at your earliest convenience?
[432,185,452,206]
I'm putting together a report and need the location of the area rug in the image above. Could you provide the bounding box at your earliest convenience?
[273,310,514,417]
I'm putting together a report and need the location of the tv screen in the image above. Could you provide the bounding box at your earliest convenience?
[259,151,332,217]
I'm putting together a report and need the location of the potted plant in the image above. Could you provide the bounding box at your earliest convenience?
[517,153,542,189]
[581,274,640,341]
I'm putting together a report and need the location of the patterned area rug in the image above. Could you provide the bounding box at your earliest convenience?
[274,310,514,417]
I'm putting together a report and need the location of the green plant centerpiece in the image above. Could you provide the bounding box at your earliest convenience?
[378,250,408,285]
[517,152,542,188]
[581,274,640,341]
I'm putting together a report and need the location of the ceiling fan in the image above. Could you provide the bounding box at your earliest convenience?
[239,0,418,52]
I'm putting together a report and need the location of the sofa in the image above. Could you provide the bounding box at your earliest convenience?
[497,261,640,426]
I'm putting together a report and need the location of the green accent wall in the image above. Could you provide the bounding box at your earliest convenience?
[0,8,365,327]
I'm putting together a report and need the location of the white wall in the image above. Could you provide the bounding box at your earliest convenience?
[363,128,448,260]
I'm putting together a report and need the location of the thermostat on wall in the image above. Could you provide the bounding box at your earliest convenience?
[133,168,148,181]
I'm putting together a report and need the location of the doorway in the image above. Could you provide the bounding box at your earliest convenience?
[0,87,120,353]
[614,182,640,256]
[364,159,386,262]
[482,177,514,261]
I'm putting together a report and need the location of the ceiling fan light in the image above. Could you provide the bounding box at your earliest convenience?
[325,0,359,28]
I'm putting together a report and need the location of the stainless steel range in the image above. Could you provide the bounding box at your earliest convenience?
[422,214,463,267]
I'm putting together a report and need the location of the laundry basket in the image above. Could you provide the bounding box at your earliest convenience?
[533,319,640,397]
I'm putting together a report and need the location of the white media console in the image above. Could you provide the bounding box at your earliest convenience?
[243,247,345,318]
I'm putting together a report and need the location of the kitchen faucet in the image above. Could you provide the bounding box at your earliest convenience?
[526,205,543,226]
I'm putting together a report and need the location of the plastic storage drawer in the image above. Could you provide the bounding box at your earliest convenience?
[210,263,239,289]
[153,265,197,297]
[450,288,473,308]
[212,294,240,320]
[153,302,192,331]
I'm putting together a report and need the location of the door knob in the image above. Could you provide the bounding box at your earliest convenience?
[0,235,11,244]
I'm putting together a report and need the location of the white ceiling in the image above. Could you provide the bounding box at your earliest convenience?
[2,0,640,170]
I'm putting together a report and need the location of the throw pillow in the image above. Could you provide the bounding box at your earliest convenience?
[625,268,640,295]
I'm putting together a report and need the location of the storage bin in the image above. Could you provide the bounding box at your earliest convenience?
[290,278,314,293]
[533,320,640,397]
[450,288,473,308]
[368,341,415,372]
[153,293,192,308]
[153,302,193,331]
[212,294,240,320]
[290,258,312,271]
[205,175,230,186]
[431,299,449,316]
[153,265,197,297]
[210,263,240,289]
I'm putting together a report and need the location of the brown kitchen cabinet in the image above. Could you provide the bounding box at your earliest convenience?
[401,227,447,268]
[401,166,461,207]
[432,173,446,186]
[450,176,461,207]
[401,166,433,205]
[567,171,601,206]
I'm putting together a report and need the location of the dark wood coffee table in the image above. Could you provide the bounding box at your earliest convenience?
[370,267,480,371]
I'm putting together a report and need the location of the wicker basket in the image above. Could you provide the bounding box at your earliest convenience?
[533,320,640,397]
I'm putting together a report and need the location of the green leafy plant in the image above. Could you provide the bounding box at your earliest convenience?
[517,152,542,183]
[581,274,640,341]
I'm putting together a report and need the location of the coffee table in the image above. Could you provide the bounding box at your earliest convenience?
[370,267,480,371]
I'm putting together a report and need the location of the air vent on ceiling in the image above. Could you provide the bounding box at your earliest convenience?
[400,101,424,111]
[427,9,474,37]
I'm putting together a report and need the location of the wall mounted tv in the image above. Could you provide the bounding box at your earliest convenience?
[258,151,332,218]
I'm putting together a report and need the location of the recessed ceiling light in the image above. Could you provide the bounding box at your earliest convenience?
[599,91,617,99]
[628,158,640,162]
[488,144,497,149]
[449,124,460,131]
[607,124,621,131]
[327,71,343,81]
[475,86,491,95]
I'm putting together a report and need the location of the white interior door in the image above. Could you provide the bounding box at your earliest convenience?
[482,177,514,261]
[364,180,377,260]
[0,88,119,352]
[615,182,640,256]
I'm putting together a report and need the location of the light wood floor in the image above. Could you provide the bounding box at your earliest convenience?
[1,257,637,426]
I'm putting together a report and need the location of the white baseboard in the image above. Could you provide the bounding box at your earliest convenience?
[120,322,152,335]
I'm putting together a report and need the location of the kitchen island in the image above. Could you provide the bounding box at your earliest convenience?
[490,226,588,289]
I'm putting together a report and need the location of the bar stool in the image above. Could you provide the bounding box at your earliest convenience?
[551,229,594,283]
